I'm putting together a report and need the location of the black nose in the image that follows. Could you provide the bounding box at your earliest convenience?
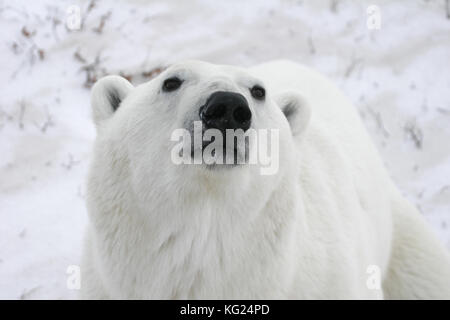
[200,91,251,132]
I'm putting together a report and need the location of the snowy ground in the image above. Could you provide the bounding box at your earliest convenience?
[0,0,449,299]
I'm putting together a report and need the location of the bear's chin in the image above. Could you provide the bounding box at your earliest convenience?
[190,146,249,168]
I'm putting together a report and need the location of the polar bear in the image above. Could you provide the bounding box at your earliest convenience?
[81,60,450,299]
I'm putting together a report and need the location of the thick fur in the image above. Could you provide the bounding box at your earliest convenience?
[81,60,450,299]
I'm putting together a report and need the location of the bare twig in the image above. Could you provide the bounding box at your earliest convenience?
[330,0,340,13]
[79,0,97,31]
[18,100,26,129]
[0,106,10,130]
[437,107,450,115]
[21,26,35,38]
[92,11,111,34]
[33,107,54,133]
[404,120,423,149]
[142,67,165,79]
[73,50,87,63]
[62,153,80,170]
[446,0,450,19]
[20,286,41,300]
[307,35,316,55]
[11,42,22,54]
[11,29,45,78]
[366,106,390,138]
[51,8,62,41]
[79,52,106,88]
[344,57,363,78]
[119,71,133,82]
[38,48,45,60]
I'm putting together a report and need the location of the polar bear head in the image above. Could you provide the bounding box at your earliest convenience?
[89,61,310,217]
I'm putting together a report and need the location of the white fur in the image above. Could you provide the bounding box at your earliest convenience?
[81,60,450,299]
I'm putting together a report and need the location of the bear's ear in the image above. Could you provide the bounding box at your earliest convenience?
[91,75,134,127]
[274,91,311,136]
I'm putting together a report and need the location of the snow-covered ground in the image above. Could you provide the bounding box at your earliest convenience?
[0,0,449,299]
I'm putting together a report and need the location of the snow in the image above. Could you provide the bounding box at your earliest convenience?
[0,0,449,299]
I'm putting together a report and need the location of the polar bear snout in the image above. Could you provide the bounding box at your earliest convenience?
[199,91,252,132]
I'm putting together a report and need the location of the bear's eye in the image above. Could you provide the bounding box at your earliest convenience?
[162,77,183,92]
[250,85,265,100]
